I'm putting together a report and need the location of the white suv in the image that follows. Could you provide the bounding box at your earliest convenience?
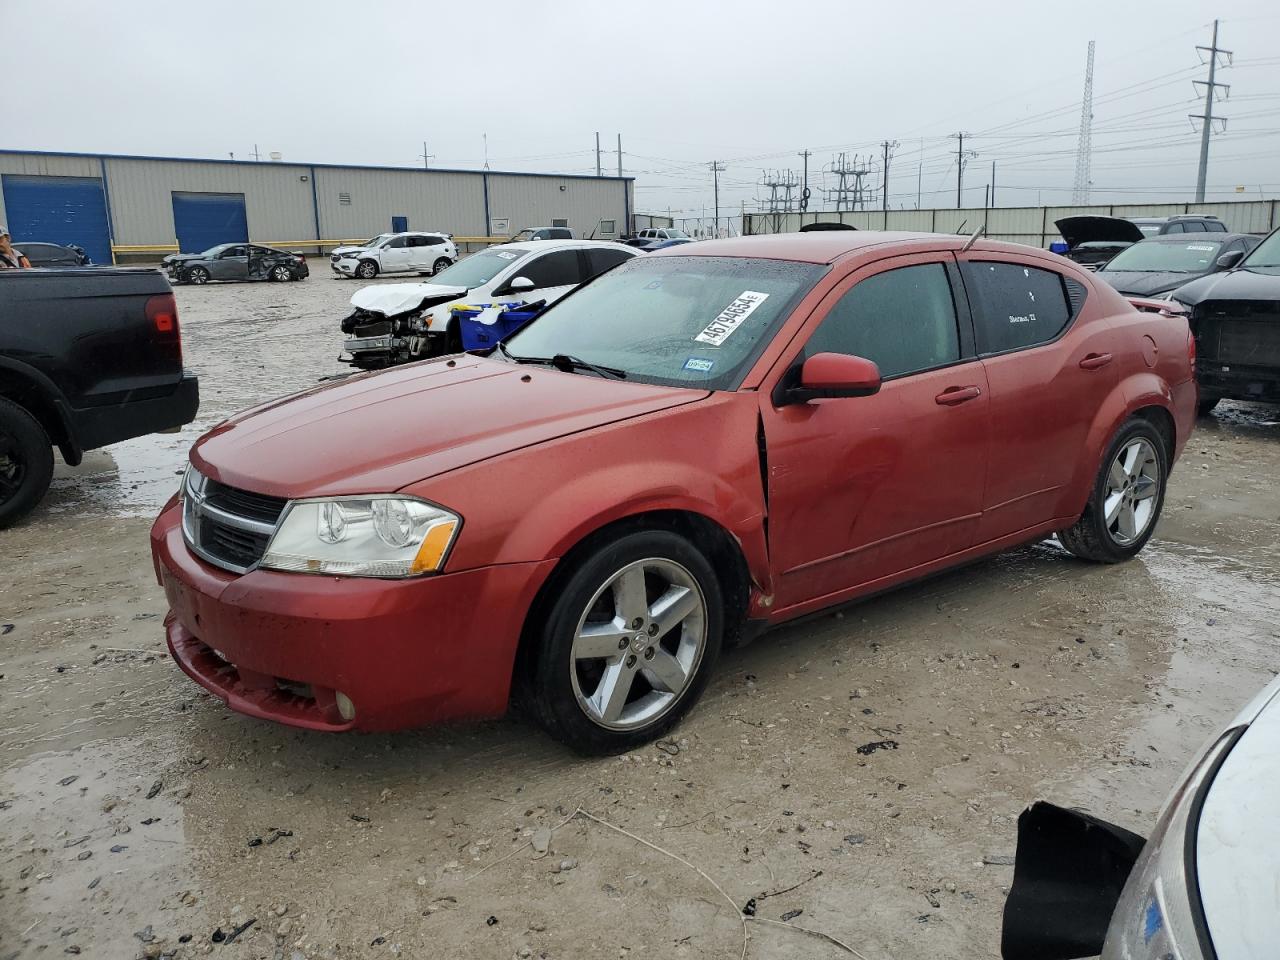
[330,232,457,279]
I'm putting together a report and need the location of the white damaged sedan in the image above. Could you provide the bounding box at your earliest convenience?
[1001,674,1280,960]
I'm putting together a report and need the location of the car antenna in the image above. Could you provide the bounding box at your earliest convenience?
[960,225,986,253]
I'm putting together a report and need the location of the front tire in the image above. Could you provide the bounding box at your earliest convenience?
[527,530,723,754]
[187,266,210,285]
[0,397,55,529]
[1058,419,1167,563]
[356,260,379,280]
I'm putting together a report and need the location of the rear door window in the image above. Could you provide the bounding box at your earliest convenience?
[1205,221,1226,232]
[586,247,634,277]
[962,261,1073,355]
[804,262,961,379]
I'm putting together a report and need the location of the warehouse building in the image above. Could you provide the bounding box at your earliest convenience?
[0,149,635,263]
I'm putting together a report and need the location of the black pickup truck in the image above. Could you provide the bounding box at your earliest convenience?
[0,268,199,526]
[1171,227,1280,416]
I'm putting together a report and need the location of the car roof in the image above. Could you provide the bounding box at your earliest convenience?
[1139,232,1252,244]
[495,238,630,253]
[647,231,1041,265]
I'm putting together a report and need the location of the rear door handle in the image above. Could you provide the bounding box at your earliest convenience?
[935,385,982,406]
[1079,352,1114,370]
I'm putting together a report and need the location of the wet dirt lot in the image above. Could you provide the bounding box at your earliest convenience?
[2,264,1279,960]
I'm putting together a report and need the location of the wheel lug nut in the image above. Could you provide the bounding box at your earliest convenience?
[625,655,637,668]
[644,647,656,660]
[618,638,629,650]
[647,623,660,636]
[631,618,643,629]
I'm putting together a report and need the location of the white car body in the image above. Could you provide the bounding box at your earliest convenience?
[636,227,690,242]
[331,232,457,278]
[348,239,636,341]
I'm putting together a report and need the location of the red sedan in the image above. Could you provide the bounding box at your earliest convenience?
[151,232,1197,753]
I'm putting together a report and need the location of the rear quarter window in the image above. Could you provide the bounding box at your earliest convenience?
[962,261,1073,355]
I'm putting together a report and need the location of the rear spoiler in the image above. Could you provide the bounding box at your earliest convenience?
[1126,296,1188,317]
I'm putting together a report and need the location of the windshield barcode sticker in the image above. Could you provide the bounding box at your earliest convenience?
[1186,244,1216,252]
[694,291,770,346]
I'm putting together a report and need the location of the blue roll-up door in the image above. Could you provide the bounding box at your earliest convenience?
[171,192,248,254]
[1,174,112,265]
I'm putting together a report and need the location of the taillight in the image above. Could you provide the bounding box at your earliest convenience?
[146,293,182,365]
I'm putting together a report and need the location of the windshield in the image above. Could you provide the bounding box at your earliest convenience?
[666,229,690,239]
[1241,230,1280,269]
[510,230,536,241]
[1101,239,1224,274]
[361,234,393,249]
[504,255,826,390]
[1132,222,1163,237]
[198,244,232,257]
[429,249,527,289]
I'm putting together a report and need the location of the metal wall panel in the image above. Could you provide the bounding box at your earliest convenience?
[105,158,316,246]
[312,167,486,241]
[485,175,629,240]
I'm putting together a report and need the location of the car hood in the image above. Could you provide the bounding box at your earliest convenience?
[1196,676,1280,960]
[163,253,204,265]
[1055,216,1145,249]
[350,282,471,317]
[190,355,707,497]
[1095,269,1203,297]
[1170,267,1280,307]
[332,245,370,257]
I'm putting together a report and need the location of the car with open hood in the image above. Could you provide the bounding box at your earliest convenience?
[339,239,636,368]
[1055,216,1145,270]
[1001,672,1280,960]
[1168,226,1280,415]
[153,232,1196,753]
[1093,232,1259,298]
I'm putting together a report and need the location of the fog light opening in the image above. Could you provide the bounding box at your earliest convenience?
[335,691,357,722]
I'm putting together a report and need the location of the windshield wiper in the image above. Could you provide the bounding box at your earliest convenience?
[502,350,627,380]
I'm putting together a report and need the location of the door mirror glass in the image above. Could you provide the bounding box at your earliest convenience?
[1215,249,1244,270]
[780,353,881,404]
[507,276,536,292]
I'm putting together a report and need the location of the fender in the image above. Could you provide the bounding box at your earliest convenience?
[414,393,774,596]
[0,355,83,464]
[1063,371,1175,520]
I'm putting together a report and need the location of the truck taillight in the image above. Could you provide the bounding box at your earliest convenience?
[146,293,182,363]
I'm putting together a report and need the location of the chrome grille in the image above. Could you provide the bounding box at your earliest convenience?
[182,468,288,574]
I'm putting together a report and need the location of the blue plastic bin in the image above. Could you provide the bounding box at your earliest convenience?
[457,305,543,351]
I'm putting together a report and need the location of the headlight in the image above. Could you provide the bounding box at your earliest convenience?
[1101,728,1242,960]
[260,496,461,578]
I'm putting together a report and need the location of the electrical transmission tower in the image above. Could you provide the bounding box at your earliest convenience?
[1192,19,1231,202]
[1072,40,1095,205]
[756,169,802,232]
[825,153,872,212]
[880,140,899,212]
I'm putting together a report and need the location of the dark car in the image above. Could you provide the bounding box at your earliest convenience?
[1094,233,1260,298]
[15,242,92,268]
[162,243,309,284]
[0,268,199,526]
[798,221,858,232]
[1055,216,1144,270]
[1130,214,1228,238]
[1170,226,1280,415]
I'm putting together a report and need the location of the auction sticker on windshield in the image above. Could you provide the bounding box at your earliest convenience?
[694,291,770,346]
[1187,244,1216,252]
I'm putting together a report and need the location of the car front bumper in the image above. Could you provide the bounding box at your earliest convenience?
[331,259,358,276]
[150,502,556,731]
[1196,361,1280,405]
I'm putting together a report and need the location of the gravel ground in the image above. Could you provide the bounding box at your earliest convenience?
[2,264,1278,959]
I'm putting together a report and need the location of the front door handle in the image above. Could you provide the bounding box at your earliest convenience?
[935,385,982,406]
[1079,352,1114,370]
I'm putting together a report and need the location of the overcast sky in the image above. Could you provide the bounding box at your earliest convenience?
[4,1,1279,227]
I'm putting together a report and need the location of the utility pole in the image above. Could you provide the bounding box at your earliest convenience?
[483,133,489,170]
[1073,40,1096,204]
[991,160,996,207]
[251,144,261,161]
[798,149,812,211]
[880,140,899,212]
[616,134,623,178]
[595,132,602,177]
[420,142,434,169]
[1192,20,1231,202]
[710,161,725,234]
[950,133,976,207]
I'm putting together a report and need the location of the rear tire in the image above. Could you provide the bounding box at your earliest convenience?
[270,265,292,282]
[526,530,723,754]
[1058,419,1167,564]
[1197,397,1220,417]
[0,397,55,529]
[356,260,379,280]
[433,257,452,275]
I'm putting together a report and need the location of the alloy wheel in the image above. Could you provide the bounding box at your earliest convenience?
[190,268,208,284]
[272,266,291,281]
[569,557,707,731]
[1104,438,1160,545]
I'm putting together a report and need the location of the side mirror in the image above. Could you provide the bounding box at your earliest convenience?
[506,276,536,293]
[1215,250,1244,270]
[775,352,882,405]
